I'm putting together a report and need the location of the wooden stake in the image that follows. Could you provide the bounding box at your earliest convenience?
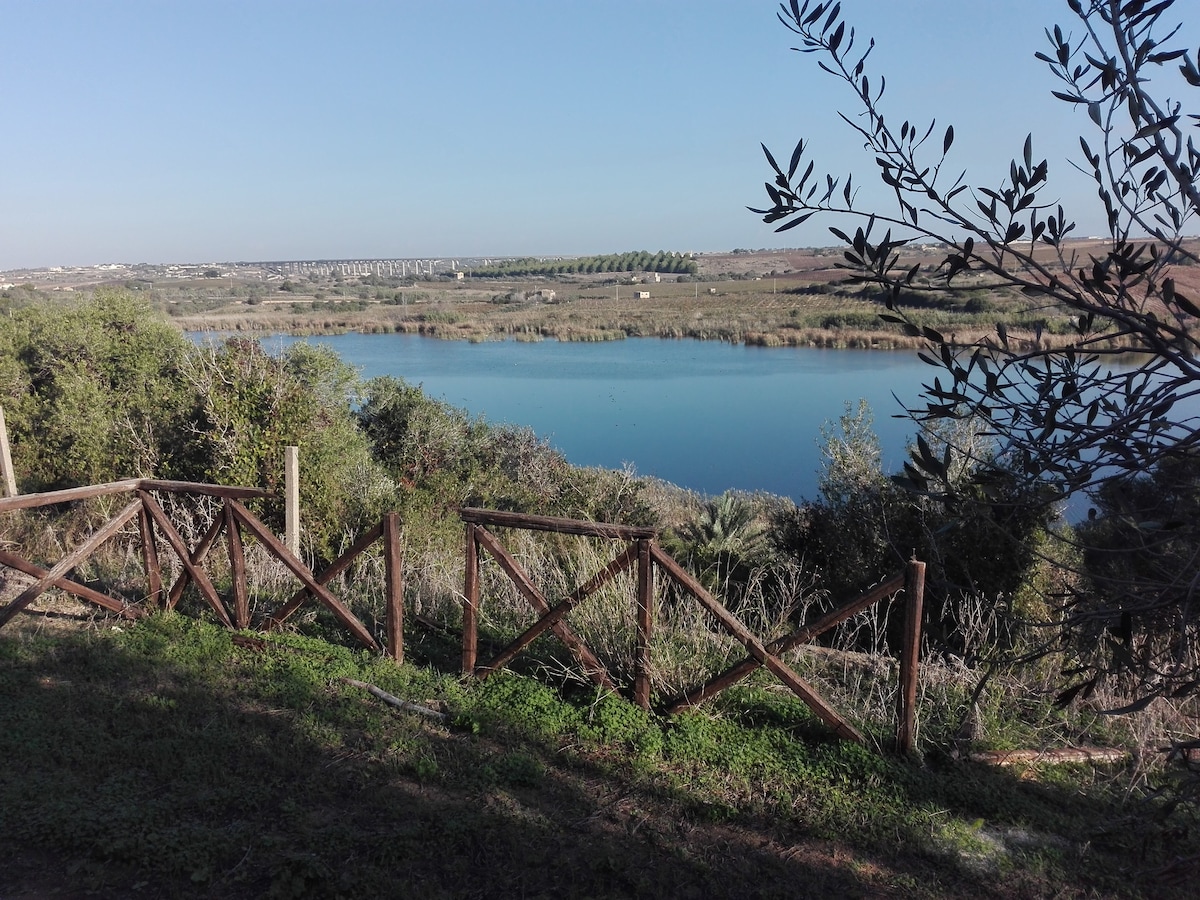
[0,405,18,498]
[384,512,404,663]
[896,559,927,755]
[284,445,300,558]
[462,524,479,675]
[634,538,654,709]
[224,502,249,629]
[138,502,163,607]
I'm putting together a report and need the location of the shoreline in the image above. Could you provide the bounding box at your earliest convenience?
[173,315,1126,354]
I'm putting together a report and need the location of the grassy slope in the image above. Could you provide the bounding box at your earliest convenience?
[2,606,1194,900]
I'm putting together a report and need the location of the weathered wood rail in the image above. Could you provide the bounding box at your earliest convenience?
[459,507,926,753]
[0,479,404,660]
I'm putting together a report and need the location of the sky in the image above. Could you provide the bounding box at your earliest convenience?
[1,0,1191,270]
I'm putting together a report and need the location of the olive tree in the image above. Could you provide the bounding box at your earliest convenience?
[753,0,1200,705]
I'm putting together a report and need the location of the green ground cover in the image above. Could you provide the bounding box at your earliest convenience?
[1,609,1193,899]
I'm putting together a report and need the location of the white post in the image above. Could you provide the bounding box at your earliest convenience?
[284,445,300,558]
[0,405,16,497]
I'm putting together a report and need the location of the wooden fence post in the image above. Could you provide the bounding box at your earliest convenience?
[634,538,654,709]
[0,405,17,498]
[224,502,250,629]
[284,445,300,558]
[384,512,404,663]
[896,558,927,755]
[138,501,163,607]
[462,523,479,675]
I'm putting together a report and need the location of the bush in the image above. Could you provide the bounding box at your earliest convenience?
[0,291,198,489]
[183,339,393,559]
[776,402,1049,660]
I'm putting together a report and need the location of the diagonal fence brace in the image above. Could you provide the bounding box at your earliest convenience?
[474,544,638,680]
[0,500,143,627]
[664,572,908,714]
[651,544,865,745]
[473,525,619,693]
[229,500,380,652]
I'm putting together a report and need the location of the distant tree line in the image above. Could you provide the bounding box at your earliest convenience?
[470,251,696,278]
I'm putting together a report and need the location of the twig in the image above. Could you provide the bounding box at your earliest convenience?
[413,612,457,637]
[969,746,1128,766]
[342,678,449,723]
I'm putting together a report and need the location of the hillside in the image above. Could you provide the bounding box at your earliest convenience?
[2,597,1193,900]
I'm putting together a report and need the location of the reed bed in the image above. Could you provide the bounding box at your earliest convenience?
[166,276,1113,352]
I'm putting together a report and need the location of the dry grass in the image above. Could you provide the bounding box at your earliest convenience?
[159,239,1200,351]
[4,493,1196,767]
[162,264,1057,349]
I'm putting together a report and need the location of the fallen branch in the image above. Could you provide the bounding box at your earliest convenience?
[969,746,1128,767]
[343,678,448,723]
[413,612,457,637]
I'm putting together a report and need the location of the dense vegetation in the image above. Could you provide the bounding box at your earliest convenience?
[0,292,650,562]
[0,293,1193,719]
[2,292,1198,896]
[755,0,1200,713]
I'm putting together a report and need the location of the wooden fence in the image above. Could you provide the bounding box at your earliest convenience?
[0,479,403,659]
[0,483,926,753]
[459,507,926,753]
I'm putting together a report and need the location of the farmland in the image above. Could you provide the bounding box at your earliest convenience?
[11,240,1190,349]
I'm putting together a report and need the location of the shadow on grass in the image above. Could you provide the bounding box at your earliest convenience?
[0,614,914,899]
[1,612,1192,899]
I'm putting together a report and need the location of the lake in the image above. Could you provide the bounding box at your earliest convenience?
[260,333,932,503]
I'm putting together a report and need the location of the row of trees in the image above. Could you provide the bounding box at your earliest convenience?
[470,250,696,278]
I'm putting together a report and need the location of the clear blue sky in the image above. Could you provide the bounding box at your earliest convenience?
[1,0,1186,270]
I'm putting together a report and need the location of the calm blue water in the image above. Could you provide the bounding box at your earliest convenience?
[259,333,931,502]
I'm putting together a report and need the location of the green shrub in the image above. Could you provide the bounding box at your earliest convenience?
[1,291,198,489]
